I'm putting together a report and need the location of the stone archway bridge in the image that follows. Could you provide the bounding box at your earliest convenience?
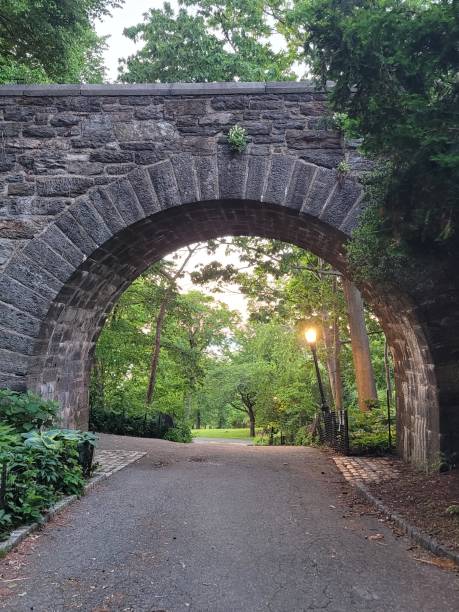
[0,81,457,468]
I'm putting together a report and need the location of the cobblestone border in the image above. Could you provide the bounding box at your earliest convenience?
[333,456,459,566]
[0,450,146,557]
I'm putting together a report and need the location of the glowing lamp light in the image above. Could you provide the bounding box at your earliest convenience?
[305,328,317,345]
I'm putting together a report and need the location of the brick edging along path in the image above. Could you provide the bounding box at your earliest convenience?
[333,456,459,566]
[0,450,146,557]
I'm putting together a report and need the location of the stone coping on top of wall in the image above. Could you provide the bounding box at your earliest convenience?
[0,80,332,97]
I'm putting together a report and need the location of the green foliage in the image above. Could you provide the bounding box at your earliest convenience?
[289,0,459,279]
[90,404,167,438]
[163,424,193,444]
[119,1,296,83]
[0,424,21,451]
[348,407,395,455]
[227,124,248,153]
[0,0,120,84]
[294,425,313,447]
[0,441,85,539]
[0,390,58,433]
[446,505,459,517]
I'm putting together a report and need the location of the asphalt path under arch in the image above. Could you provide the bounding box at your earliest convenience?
[1,434,458,611]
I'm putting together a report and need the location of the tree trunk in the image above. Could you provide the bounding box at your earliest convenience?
[145,245,199,406]
[248,409,256,437]
[342,278,378,411]
[195,410,201,430]
[321,313,343,410]
[145,298,167,405]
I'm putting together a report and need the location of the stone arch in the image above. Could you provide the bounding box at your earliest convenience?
[0,152,443,467]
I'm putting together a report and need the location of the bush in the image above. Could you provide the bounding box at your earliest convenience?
[162,424,192,444]
[348,407,395,455]
[0,389,58,432]
[0,441,85,539]
[89,405,168,438]
[294,425,313,447]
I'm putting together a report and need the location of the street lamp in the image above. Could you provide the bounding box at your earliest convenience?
[305,327,329,412]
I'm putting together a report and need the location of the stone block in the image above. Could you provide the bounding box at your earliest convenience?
[127,167,160,215]
[5,255,61,298]
[148,161,181,209]
[36,176,94,197]
[246,155,270,202]
[194,156,218,201]
[263,155,295,205]
[7,183,34,196]
[0,274,50,319]
[285,160,317,210]
[56,211,98,256]
[286,129,341,150]
[41,226,86,269]
[218,154,248,200]
[90,150,133,163]
[22,239,74,282]
[0,348,30,375]
[50,114,80,127]
[69,199,112,247]
[22,126,55,139]
[105,179,145,224]
[68,161,104,175]
[0,218,38,239]
[106,163,135,175]
[164,99,207,118]
[171,154,199,204]
[320,179,362,227]
[0,301,42,338]
[301,167,337,217]
[113,120,177,143]
[211,96,246,111]
[87,189,126,234]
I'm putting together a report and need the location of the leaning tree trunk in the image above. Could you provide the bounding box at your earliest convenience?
[342,278,378,411]
[145,298,168,405]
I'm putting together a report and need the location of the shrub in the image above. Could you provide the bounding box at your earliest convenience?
[163,424,192,444]
[90,405,176,440]
[0,389,58,432]
[348,407,395,455]
[0,424,21,451]
[294,425,313,447]
[0,441,85,539]
[227,124,247,153]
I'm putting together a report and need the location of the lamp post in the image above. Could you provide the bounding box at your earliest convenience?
[305,328,329,412]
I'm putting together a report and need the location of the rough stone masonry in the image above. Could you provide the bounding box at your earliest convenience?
[0,81,457,468]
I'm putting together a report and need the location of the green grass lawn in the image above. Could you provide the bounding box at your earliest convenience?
[191,428,256,439]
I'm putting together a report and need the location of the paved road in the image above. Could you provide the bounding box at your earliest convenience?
[1,435,458,612]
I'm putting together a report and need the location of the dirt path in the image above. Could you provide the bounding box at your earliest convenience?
[0,434,458,611]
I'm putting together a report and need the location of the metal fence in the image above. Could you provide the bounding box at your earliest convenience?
[316,408,350,454]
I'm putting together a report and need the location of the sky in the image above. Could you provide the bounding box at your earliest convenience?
[96,1,179,82]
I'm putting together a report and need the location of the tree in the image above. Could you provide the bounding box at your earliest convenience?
[119,1,296,83]
[192,237,380,412]
[0,0,120,83]
[286,0,459,280]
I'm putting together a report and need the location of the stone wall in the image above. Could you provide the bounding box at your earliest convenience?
[0,82,456,468]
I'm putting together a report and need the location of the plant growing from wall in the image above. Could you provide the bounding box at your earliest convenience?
[227,125,248,153]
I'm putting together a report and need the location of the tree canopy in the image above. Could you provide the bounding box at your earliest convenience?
[0,0,121,83]
[119,0,296,82]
